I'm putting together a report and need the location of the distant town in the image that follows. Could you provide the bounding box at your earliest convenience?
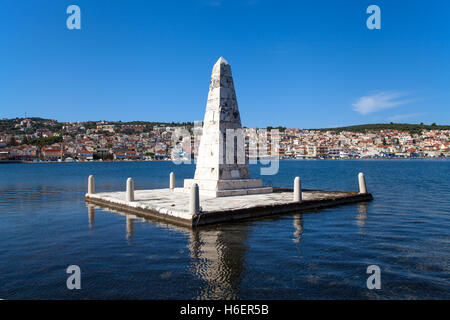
[0,117,449,162]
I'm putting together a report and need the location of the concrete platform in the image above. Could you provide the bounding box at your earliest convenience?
[183,178,273,197]
[84,188,373,228]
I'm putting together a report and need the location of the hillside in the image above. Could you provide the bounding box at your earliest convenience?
[312,123,450,134]
[0,117,194,134]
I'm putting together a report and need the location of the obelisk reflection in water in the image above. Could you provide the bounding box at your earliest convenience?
[188,226,250,300]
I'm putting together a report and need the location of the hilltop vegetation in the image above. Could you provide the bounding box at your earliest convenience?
[0,117,62,134]
[0,117,194,134]
[312,123,450,134]
[1,118,449,136]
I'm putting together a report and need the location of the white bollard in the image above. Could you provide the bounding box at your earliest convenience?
[358,172,367,194]
[126,177,135,202]
[170,172,175,190]
[294,176,302,202]
[88,175,95,194]
[190,183,200,215]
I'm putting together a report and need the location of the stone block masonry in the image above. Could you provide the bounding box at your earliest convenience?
[183,57,272,197]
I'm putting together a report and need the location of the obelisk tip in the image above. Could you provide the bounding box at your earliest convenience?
[216,56,229,65]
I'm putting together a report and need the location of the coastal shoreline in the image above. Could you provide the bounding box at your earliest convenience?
[1,157,449,164]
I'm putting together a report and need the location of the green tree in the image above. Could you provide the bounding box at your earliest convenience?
[29,136,63,147]
[8,137,18,146]
[93,153,114,160]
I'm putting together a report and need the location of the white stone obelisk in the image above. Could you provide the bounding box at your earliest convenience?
[184,57,272,197]
[193,57,249,181]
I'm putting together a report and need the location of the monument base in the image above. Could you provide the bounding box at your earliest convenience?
[85,188,374,228]
[183,178,273,197]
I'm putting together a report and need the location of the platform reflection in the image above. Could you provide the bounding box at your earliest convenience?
[86,205,311,299]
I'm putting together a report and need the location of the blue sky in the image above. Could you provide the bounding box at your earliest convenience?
[1,0,449,128]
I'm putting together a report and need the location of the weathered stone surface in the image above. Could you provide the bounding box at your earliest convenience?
[126,177,134,202]
[185,57,270,197]
[88,175,95,194]
[358,172,367,194]
[190,183,200,215]
[85,189,373,227]
[170,172,175,190]
[294,176,302,202]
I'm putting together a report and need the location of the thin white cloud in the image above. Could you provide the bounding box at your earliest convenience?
[387,112,427,122]
[352,91,413,115]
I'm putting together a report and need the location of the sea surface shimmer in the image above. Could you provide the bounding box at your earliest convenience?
[0,160,449,299]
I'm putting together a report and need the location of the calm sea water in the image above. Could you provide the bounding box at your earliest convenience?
[0,160,449,299]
